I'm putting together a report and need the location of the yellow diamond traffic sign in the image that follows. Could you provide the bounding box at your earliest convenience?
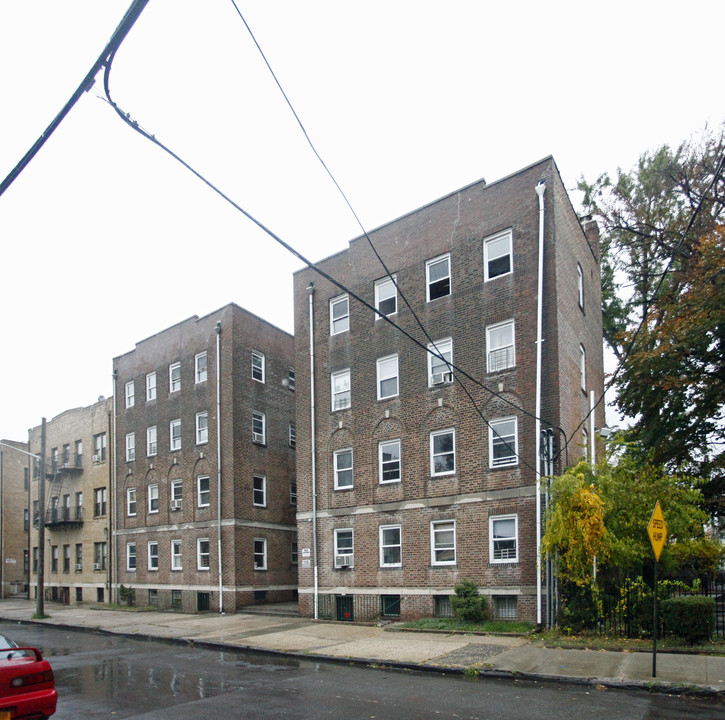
[647,500,667,561]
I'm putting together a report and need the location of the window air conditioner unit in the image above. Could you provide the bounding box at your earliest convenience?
[92,455,100,463]
[431,371,453,385]
[170,499,182,510]
[334,554,352,569]
[75,564,82,571]
[252,432,265,444]
[93,563,101,571]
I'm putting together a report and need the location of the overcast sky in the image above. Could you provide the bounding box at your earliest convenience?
[1,0,722,442]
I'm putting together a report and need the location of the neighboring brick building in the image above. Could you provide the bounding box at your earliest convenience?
[0,439,31,597]
[28,398,114,605]
[293,157,604,623]
[113,303,297,613]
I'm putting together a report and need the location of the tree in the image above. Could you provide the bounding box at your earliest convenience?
[579,124,725,518]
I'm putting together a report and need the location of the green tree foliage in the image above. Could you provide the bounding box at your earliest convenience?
[449,579,488,623]
[578,124,725,517]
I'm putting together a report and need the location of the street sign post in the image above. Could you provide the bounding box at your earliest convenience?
[647,501,668,677]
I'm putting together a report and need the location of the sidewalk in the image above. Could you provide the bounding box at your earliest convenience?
[1,599,723,697]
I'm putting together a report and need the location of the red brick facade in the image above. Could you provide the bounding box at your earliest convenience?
[293,158,604,623]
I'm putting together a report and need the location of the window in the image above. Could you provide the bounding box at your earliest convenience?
[75,544,82,570]
[62,444,70,466]
[487,320,515,372]
[428,338,453,386]
[197,475,210,507]
[580,344,587,391]
[147,426,157,456]
[490,417,518,468]
[148,484,159,513]
[93,433,107,462]
[494,595,518,620]
[430,429,455,476]
[291,541,298,565]
[94,487,107,517]
[253,538,267,570]
[32,547,38,573]
[171,540,182,570]
[196,412,208,445]
[169,361,181,392]
[148,589,158,607]
[426,254,451,301]
[94,542,107,571]
[334,449,353,489]
[148,542,159,571]
[379,440,401,483]
[171,590,182,610]
[287,368,295,391]
[196,538,210,570]
[24,509,29,532]
[376,354,399,400]
[170,419,181,451]
[581,428,589,461]
[334,529,353,567]
[125,432,135,462]
[379,525,402,567]
[484,229,513,281]
[577,263,585,310]
[75,440,83,467]
[252,351,265,382]
[127,488,136,517]
[252,411,266,444]
[196,351,208,383]
[381,595,401,617]
[289,422,296,448]
[125,380,135,408]
[32,501,38,528]
[253,475,266,507]
[171,479,182,509]
[127,543,136,571]
[431,520,456,565]
[290,481,297,505]
[146,371,157,401]
[51,546,58,573]
[490,514,518,563]
[63,544,71,573]
[331,369,351,411]
[375,276,397,317]
[330,294,349,334]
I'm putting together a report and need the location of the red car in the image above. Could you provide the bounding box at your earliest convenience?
[0,634,56,720]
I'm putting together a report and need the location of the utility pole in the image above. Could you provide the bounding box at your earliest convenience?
[36,418,46,617]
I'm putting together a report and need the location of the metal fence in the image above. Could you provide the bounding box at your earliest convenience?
[317,593,400,622]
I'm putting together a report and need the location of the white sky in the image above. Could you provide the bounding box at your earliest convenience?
[1,0,722,442]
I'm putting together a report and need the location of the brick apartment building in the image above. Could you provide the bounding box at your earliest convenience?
[293,157,604,623]
[28,398,114,605]
[0,439,31,597]
[113,303,297,613]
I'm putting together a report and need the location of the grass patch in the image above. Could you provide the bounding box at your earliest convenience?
[397,617,534,634]
[537,629,725,654]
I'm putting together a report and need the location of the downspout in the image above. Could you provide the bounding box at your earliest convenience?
[307,283,319,620]
[534,179,546,626]
[216,321,224,613]
[590,391,596,465]
[112,370,118,604]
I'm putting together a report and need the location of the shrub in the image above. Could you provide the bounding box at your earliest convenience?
[119,584,136,607]
[661,595,715,643]
[450,580,488,623]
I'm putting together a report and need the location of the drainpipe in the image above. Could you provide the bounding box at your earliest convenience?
[112,372,118,604]
[534,179,546,627]
[216,321,224,613]
[590,391,596,465]
[307,283,319,620]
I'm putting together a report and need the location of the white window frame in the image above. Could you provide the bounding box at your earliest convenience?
[253,475,266,507]
[379,439,401,484]
[334,528,354,568]
[379,524,402,567]
[428,338,453,386]
[253,538,267,570]
[195,351,208,383]
[124,381,135,408]
[252,411,266,444]
[171,539,182,571]
[148,484,159,514]
[169,361,181,393]
[127,542,136,572]
[287,368,295,391]
[375,275,397,318]
[290,481,297,505]
[376,354,399,400]
[146,371,156,402]
[430,428,456,477]
[577,263,585,310]
[148,541,159,571]
[171,479,182,505]
[426,253,451,301]
[197,475,210,507]
[126,488,136,517]
[330,294,350,335]
[486,320,516,372]
[170,419,181,451]
[289,422,296,448]
[331,369,351,411]
[490,514,518,564]
[334,448,353,490]
[125,432,135,462]
[431,520,456,566]
[489,417,518,468]
[483,229,513,281]
[197,538,210,570]
[147,425,157,457]
[580,344,587,392]
[251,351,265,383]
[196,411,208,445]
